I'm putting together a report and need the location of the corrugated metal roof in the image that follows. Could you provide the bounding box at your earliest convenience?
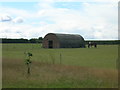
[47,33,85,48]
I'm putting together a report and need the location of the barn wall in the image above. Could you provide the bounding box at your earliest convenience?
[43,34,60,48]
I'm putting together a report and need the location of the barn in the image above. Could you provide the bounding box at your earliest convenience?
[42,33,85,48]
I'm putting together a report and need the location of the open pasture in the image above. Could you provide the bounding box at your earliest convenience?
[2,43,118,88]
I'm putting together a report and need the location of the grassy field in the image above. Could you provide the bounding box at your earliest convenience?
[2,43,118,88]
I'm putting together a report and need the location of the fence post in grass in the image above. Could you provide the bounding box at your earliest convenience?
[49,53,55,64]
[60,53,62,64]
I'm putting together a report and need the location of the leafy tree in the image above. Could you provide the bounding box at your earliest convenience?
[25,52,33,75]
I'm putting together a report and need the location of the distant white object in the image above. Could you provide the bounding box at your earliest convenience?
[89,42,91,44]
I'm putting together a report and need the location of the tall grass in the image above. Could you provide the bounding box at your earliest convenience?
[2,58,118,88]
[2,44,118,88]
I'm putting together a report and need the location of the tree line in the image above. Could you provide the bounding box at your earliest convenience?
[1,37,43,43]
[1,38,120,45]
[85,40,120,45]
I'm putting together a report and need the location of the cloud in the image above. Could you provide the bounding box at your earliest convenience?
[0,14,12,22]
[0,15,24,23]
[12,17,24,23]
[36,1,118,40]
[0,1,118,40]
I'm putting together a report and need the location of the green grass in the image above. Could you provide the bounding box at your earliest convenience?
[2,43,118,69]
[2,43,118,88]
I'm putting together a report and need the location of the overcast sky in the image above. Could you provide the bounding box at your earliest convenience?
[0,0,119,40]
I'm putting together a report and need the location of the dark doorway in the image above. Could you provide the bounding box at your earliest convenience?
[48,40,53,48]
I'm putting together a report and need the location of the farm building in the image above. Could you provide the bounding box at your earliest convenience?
[43,33,85,48]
